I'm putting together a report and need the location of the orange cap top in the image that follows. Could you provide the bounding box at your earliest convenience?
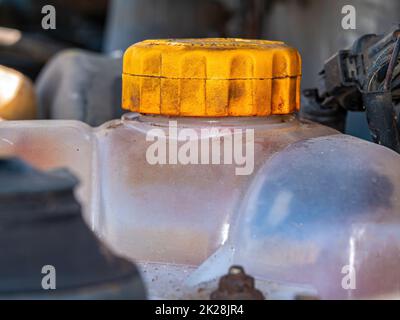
[122,38,301,117]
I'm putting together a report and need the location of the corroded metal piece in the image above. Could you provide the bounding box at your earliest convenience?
[210,266,265,300]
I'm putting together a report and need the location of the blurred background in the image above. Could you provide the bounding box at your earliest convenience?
[1,0,400,138]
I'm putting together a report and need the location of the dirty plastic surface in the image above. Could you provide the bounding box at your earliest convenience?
[191,134,400,299]
[1,114,400,299]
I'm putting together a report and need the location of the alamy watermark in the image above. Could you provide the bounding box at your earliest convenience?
[41,265,56,290]
[341,5,356,30]
[341,264,356,290]
[41,5,56,30]
[145,121,255,176]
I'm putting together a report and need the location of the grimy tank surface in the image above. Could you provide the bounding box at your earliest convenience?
[1,38,400,299]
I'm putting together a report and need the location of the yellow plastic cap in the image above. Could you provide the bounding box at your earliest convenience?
[122,38,301,117]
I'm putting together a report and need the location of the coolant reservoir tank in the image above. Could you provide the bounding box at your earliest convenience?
[1,38,400,299]
[112,38,400,299]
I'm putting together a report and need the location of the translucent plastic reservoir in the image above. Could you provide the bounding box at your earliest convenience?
[207,134,400,299]
[0,120,96,218]
[94,114,337,266]
[2,114,400,299]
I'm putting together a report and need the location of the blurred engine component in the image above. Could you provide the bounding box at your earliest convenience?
[301,25,400,153]
[0,26,67,79]
[262,0,400,140]
[0,0,108,52]
[239,0,266,38]
[104,0,231,53]
[0,64,36,120]
[0,157,146,299]
[36,49,124,126]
